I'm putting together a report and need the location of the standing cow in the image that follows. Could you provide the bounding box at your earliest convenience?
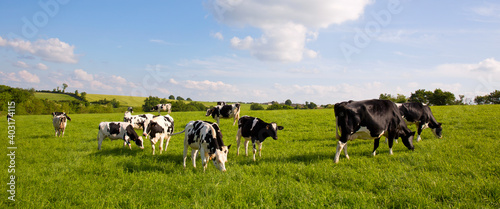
[53,114,70,137]
[124,111,155,129]
[206,103,240,126]
[142,115,175,155]
[97,122,144,150]
[176,120,231,172]
[334,99,415,163]
[236,116,284,161]
[151,103,172,115]
[397,102,443,141]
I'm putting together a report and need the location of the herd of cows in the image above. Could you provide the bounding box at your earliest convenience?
[50,99,443,172]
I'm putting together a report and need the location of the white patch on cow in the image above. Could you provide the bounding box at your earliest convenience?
[271,123,277,132]
[350,126,385,141]
[334,141,347,163]
[250,118,259,131]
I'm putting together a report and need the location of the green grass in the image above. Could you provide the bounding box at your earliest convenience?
[34,92,79,101]
[1,105,499,208]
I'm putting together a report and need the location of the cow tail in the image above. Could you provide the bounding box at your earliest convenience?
[170,130,186,136]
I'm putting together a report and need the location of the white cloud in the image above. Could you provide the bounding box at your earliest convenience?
[170,78,236,91]
[0,36,78,63]
[150,39,174,45]
[0,71,20,82]
[18,70,40,83]
[211,32,224,40]
[13,61,29,68]
[206,0,371,62]
[36,63,48,70]
[472,58,500,72]
[73,69,94,81]
[157,87,170,94]
[471,3,500,18]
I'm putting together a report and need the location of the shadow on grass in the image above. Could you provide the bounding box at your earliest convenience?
[92,147,145,157]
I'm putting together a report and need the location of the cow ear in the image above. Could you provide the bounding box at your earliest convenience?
[277,126,284,130]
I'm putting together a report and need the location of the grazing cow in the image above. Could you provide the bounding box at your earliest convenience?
[151,103,172,115]
[52,112,71,121]
[97,122,144,150]
[142,115,175,155]
[123,111,155,129]
[236,116,284,161]
[334,99,415,163]
[176,120,230,172]
[53,114,69,137]
[206,103,241,125]
[397,102,443,141]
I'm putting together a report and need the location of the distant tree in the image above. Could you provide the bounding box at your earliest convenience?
[74,90,79,97]
[186,98,193,101]
[395,94,407,103]
[142,96,161,112]
[489,90,500,104]
[474,95,488,105]
[80,92,87,102]
[169,95,175,100]
[62,83,68,93]
[409,89,432,104]
[176,96,184,101]
[160,98,168,104]
[285,99,292,106]
[380,93,407,103]
[379,93,394,101]
[250,103,265,110]
[307,102,317,109]
[429,89,455,106]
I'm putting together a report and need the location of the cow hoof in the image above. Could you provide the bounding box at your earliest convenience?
[345,155,350,160]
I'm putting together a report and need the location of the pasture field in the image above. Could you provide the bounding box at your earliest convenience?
[1,105,499,208]
[34,92,79,101]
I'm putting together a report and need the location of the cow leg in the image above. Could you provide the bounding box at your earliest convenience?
[388,136,394,155]
[417,122,423,142]
[191,149,198,168]
[334,141,347,163]
[183,144,188,169]
[252,141,257,161]
[152,143,156,155]
[159,136,165,155]
[236,129,242,156]
[200,149,208,172]
[372,137,380,156]
[97,133,104,150]
[257,141,263,158]
[216,117,220,125]
[343,143,349,160]
[163,135,171,154]
[244,139,250,156]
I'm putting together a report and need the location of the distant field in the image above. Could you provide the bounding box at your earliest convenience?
[1,105,499,208]
[34,92,79,101]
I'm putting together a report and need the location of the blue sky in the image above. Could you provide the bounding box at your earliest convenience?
[1,0,499,104]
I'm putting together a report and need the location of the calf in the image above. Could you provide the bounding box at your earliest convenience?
[53,114,69,137]
[123,111,154,129]
[334,99,415,163]
[236,116,284,161]
[206,103,240,125]
[52,112,71,121]
[397,102,443,141]
[151,103,171,115]
[97,122,144,150]
[142,115,175,155]
[177,120,230,172]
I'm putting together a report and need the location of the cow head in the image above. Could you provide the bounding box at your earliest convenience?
[399,127,415,151]
[267,123,284,140]
[206,108,215,116]
[125,125,144,149]
[134,136,144,149]
[212,145,231,172]
[431,123,443,139]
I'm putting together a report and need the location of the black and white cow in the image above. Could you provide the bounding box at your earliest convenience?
[176,120,230,172]
[123,111,155,130]
[142,115,175,155]
[151,103,172,115]
[52,112,71,121]
[97,122,144,150]
[333,99,415,163]
[53,114,70,137]
[206,103,240,126]
[217,101,226,106]
[236,116,284,161]
[127,107,134,113]
[397,102,443,141]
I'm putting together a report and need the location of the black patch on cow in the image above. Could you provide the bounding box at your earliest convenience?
[109,123,120,135]
[147,122,165,138]
[126,125,142,147]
